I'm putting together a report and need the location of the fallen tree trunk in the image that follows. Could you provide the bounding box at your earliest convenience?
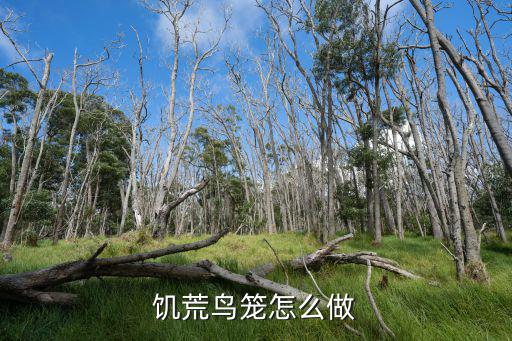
[326,253,422,280]
[0,230,228,304]
[0,231,423,306]
[250,233,421,281]
[251,233,355,277]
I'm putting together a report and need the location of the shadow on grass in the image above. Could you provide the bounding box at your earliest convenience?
[485,241,512,256]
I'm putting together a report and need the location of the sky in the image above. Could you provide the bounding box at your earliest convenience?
[0,0,510,136]
[0,0,268,120]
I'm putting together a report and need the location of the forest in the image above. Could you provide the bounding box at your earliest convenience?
[0,0,511,340]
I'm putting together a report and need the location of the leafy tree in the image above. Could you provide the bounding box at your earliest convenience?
[312,0,399,95]
[187,126,251,232]
[0,70,36,114]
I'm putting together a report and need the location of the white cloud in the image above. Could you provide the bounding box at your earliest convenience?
[155,0,263,51]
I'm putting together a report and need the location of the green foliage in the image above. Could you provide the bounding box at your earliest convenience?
[0,70,36,113]
[21,229,38,247]
[187,122,256,231]
[23,190,56,223]
[335,182,365,221]
[191,126,230,172]
[403,211,432,235]
[312,0,400,96]
[0,145,11,205]
[381,106,407,127]
[348,144,392,173]
[473,163,512,227]
[0,71,36,209]
[356,122,373,141]
[0,190,56,225]
[348,144,373,168]
[0,77,132,241]
[43,92,131,230]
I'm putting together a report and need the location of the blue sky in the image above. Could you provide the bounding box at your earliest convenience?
[0,0,268,116]
[0,0,510,137]
[0,0,494,93]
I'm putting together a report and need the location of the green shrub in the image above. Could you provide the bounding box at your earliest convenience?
[21,229,38,247]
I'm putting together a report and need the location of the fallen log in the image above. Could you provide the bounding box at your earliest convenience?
[250,233,421,281]
[199,260,312,303]
[0,231,423,307]
[252,232,355,277]
[0,230,228,304]
[326,253,422,280]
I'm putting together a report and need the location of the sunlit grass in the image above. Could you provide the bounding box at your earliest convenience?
[1,232,511,340]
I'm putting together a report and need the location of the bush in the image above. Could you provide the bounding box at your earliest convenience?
[136,227,153,245]
[22,229,38,247]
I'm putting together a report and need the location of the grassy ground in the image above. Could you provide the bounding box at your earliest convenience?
[1,231,511,341]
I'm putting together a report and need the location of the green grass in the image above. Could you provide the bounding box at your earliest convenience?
[1,232,511,340]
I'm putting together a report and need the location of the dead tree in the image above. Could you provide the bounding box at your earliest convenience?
[142,0,227,235]
[417,0,487,281]
[52,46,112,243]
[3,224,437,338]
[0,11,54,248]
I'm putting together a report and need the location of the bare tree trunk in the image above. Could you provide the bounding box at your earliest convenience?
[151,10,223,234]
[53,48,109,243]
[487,185,506,242]
[26,84,62,193]
[325,78,336,241]
[383,82,404,239]
[119,180,131,234]
[372,70,382,242]
[267,113,288,232]
[447,167,465,280]
[421,0,486,280]
[85,179,99,237]
[380,188,396,235]
[9,112,17,195]
[2,53,53,248]
[393,65,447,239]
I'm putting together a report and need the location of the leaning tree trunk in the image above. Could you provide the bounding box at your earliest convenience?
[421,0,487,281]
[2,53,53,248]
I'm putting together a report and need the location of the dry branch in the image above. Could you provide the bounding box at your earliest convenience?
[289,233,354,269]
[95,227,227,266]
[327,253,422,280]
[364,260,396,338]
[166,178,210,213]
[251,233,423,282]
[252,232,354,277]
[263,238,289,285]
